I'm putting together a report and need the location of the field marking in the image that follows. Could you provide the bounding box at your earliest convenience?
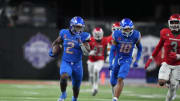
[23,91,40,95]
[0,97,145,101]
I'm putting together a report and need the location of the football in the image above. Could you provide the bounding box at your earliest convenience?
[52,45,61,55]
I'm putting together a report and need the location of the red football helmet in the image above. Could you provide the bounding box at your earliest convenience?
[168,14,180,31]
[112,22,121,32]
[92,27,104,40]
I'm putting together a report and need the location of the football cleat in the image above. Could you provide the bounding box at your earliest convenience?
[72,96,77,101]
[58,92,67,101]
[92,89,98,96]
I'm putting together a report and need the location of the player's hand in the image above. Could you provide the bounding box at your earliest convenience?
[109,65,113,70]
[49,48,55,57]
[169,52,177,60]
[145,58,153,69]
[133,61,138,68]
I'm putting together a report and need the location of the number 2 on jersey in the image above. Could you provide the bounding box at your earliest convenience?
[66,42,74,54]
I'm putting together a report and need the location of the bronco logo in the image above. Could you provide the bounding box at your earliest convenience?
[23,33,52,69]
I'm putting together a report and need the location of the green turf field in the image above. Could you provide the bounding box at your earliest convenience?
[0,83,180,101]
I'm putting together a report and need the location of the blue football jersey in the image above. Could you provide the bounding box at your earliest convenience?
[59,29,90,62]
[112,29,141,59]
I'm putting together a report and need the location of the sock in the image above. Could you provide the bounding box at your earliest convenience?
[166,84,176,101]
[112,87,114,97]
[94,71,99,90]
[90,76,93,85]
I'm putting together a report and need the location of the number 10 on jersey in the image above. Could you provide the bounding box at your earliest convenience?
[120,43,132,53]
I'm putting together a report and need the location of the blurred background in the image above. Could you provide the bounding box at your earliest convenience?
[0,0,180,83]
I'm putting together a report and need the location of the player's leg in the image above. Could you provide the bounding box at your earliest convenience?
[113,62,130,101]
[158,62,171,86]
[92,60,104,96]
[71,61,83,101]
[110,70,117,97]
[58,60,72,101]
[166,68,180,101]
[87,61,94,86]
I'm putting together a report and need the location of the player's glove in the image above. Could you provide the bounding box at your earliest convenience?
[144,58,153,69]
[48,48,57,57]
[133,61,138,68]
[169,52,177,60]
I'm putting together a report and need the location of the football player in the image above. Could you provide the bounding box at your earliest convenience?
[105,22,121,97]
[106,22,121,63]
[145,14,180,101]
[110,18,142,101]
[49,16,91,101]
[87,27,109,96]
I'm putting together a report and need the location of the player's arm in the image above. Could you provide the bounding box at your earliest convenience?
[49,36,62,57]
[80,41,90,56]
[145,35,164,69]
[109,40,117,68]
[78,33,91,56]
[151,37,164,59]
[135,39,142,63]
[106,43,111,62]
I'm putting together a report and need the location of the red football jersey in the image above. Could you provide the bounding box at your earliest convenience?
[107,34,113,45]
[88,37,109,62]
[152,28,180,65]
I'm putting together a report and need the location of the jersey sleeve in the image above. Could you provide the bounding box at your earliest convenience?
[152,29,165,58]
[136,32,141,42]
[112,31,118,42]
[81,32,91,43]
[88,37,94,49]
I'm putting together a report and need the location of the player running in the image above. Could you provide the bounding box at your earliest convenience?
[106,22,121,63]
[87,27,109,96]
[105,22,121,97]
[145,14,180,101]
[49,16,90,101]
[110,18,142,101]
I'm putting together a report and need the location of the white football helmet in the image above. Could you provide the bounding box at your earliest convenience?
[92,27,104,40]
[112,22,121,32]
[168,14,180,31]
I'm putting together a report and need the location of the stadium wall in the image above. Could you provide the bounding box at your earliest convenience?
[0,21,166,81]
